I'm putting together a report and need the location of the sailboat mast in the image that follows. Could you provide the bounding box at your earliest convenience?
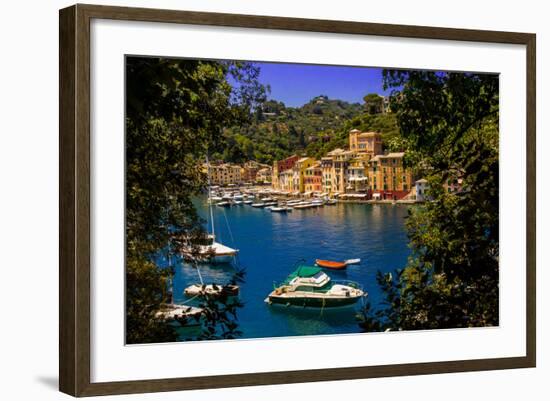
[167,252,173,305]
[206,154,215,237]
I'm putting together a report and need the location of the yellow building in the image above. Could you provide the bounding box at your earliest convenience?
[292,157,316,193]
[321,157,334,194]
[256,167,272,183]
[279,169,294,192]
[205,163,242,186]
[349,129,383,156]
[272,162,280,190]
[327,149,355,194]
[347,153,371,192]
[367,152,413,200]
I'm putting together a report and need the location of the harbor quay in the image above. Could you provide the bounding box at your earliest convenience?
[203,129,461,204]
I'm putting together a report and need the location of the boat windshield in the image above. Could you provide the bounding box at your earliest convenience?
[311,272,325,280]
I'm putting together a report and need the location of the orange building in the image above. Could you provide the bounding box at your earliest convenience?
[304,163,323,193]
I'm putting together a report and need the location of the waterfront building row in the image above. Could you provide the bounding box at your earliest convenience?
[272,130,415,200]
[204,161,272,186]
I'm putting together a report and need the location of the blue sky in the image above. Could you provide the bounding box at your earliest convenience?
[253,62,390,107]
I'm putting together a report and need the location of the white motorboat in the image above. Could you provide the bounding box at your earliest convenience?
[265,266,365,307]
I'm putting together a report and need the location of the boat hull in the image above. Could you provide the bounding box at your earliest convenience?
[267,294,361,307]
[315,259,347,270]
[196,254,236,264]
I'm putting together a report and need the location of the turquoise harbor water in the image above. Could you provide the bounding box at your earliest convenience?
[171,200,412,340]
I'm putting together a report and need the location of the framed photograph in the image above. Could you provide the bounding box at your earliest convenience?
[59,4,536,397]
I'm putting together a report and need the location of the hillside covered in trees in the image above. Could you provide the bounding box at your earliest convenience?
[212,94,400,164]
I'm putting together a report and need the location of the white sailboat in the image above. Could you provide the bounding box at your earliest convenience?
[197,156,239,264]
[194,234,239,264]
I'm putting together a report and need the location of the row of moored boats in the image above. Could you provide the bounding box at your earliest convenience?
[210,190,338,213]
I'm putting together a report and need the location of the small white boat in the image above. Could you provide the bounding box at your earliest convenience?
[243,200,253,204]
[216,201,231,207]
[184,283,239,297]
[251,202,266,208]
[156,304,204,325]
[270,206,291,213]
[344,258,361,265]
[294,202,314,209]
[233,200,243,205]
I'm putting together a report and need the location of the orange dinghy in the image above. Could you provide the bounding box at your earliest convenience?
[315,259,347,270]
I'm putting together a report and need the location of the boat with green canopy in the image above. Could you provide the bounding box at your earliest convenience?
[265,265,365,307]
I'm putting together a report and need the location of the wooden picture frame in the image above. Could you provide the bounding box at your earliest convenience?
[59,3,536,397]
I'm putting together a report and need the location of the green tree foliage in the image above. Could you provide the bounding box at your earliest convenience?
[126,257,177,343]
[363,93,384,114]
[358,70,499,331]
[305,112,400,159]
[217,96,365,164]
[125,57,265,343]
